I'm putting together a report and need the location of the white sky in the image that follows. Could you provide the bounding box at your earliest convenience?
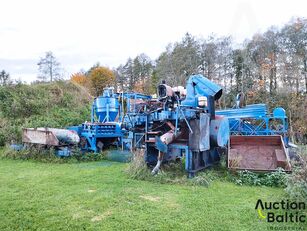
[0,0,306,82]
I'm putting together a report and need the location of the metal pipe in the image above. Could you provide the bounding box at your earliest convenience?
[106,103,110,122]
[37,128,80,144]
[152,151,164,175]
[91,100,95,123]
[135,134,145,147]
[179,107,193,134]
[121,92,124,119]
[175,107,179,135]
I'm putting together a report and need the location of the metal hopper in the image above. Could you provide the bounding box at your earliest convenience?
[228,135,291,172]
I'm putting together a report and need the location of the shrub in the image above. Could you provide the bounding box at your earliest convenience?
[1,145,60,163]
[235,168,288,187]
[0,81,91,145]
[0,145,106,164]
[285,154,307,203]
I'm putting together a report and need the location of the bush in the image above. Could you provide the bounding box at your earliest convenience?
[0,118,22,146]
[285,154,307,203]
[1,146,62,163]
[0,146,107,164]
[0,81,91,145]
[234,168,288,187]
[126,150,290,188]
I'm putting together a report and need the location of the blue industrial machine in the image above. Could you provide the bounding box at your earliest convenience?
[120,92,152,151]
[20,74,292,175]
[122,74,230,177]
[69,89,153,153]
[21,88,152,157]
[67,75,230,176]
[215,97,292,172]
[70,87,123,152]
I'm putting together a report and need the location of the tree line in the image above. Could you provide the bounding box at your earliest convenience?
[1,17,306,139]
[116,18,307,97]
[71,17,307,140]
[110,17,306,139]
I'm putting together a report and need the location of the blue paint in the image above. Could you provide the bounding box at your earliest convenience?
[94,88,120,122]
[141,74,228,176]
[55,147,71,157]
[28,74,289,177]
[216,104,289,146]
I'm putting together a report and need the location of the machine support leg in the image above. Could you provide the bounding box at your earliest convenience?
[152,151,164,175]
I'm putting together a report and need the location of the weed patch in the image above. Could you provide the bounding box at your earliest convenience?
[0,81,91,145]
[0,146,107,163]
[126,150,224,187]
[126,151,290,188]
[285,153,307,203]
[234,168,288,187]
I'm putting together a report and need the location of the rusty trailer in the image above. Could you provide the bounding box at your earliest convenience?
[22,128,60,146]
[228,135,291,172]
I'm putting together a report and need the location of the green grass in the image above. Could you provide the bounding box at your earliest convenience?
[0,159,305,231]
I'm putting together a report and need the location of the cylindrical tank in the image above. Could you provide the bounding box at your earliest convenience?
[95,88,120,122]
[160,130,176,144]
[210,116,229,147]
[37,128,80,144]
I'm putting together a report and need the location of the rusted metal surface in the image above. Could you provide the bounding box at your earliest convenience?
[228,135,291,172]
[22,128,59,146]
[38,128,80,144]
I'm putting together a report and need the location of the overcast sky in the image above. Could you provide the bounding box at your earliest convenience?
[0,0,306,82]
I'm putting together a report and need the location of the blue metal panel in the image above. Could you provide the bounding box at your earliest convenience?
[273,107,287,118]
[216,104,288,145]
[216,104,268,119]
[95,97,119,122]
[155,136,168,153]
[55,147,71,157]
[182,74,223,107]
[10,144,24,151]
[93,88,120,123]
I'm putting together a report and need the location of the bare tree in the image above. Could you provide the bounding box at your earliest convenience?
[37,51,61,82]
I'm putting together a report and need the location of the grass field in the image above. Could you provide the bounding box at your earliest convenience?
[0,158,305,231]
